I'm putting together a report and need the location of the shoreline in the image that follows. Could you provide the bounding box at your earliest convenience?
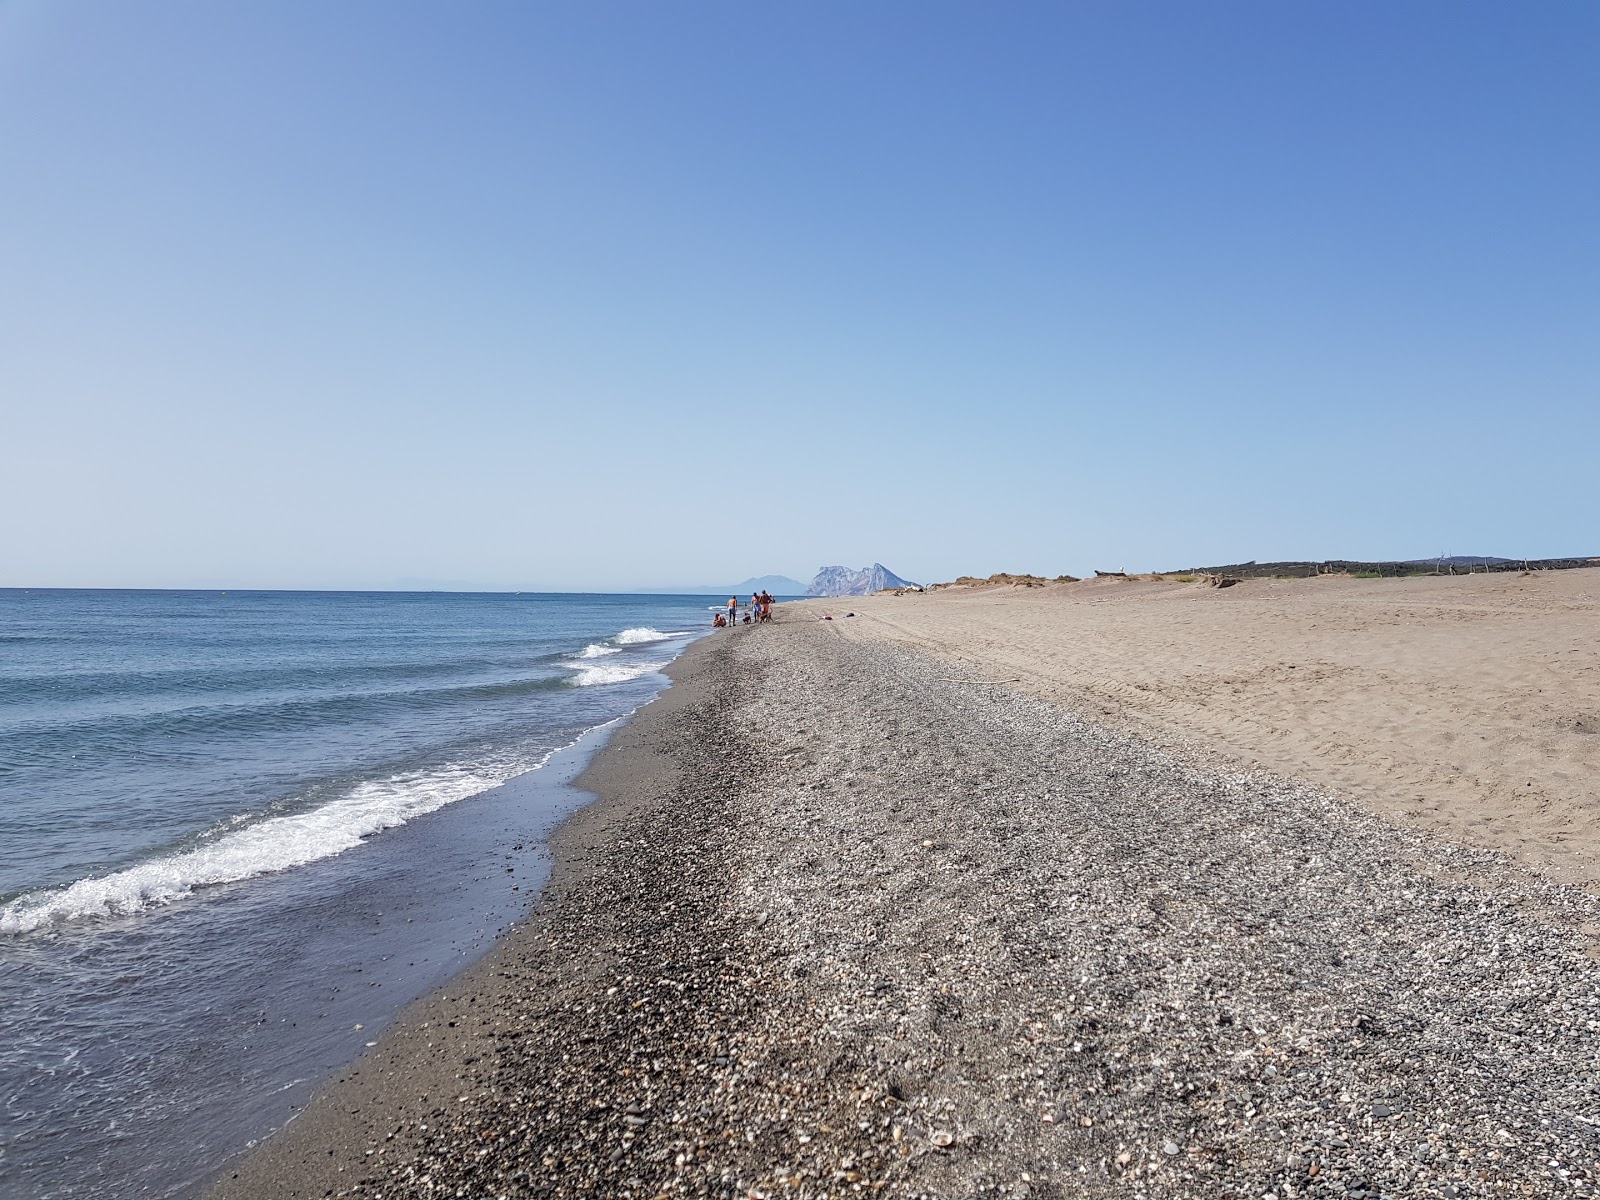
[0,593,714,1200]
[208,632,736,1198]
[196,711,633,1190]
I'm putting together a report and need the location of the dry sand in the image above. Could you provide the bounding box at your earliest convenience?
[811,569,1600,886]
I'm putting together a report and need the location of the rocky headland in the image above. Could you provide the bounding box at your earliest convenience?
[807,564,917,597]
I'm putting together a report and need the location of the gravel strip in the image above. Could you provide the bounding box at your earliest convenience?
[306,619,1600,1200]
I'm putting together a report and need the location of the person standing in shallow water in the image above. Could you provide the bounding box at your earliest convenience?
[727,596,737,625]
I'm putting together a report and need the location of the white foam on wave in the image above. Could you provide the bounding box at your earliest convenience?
[577,643,622,658]
[614,627,691,645]
[560,659,666,687]
[0,755,550,936]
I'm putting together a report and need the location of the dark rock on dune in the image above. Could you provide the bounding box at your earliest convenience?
[1166,555,1600,579]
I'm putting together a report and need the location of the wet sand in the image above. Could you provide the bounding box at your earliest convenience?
[214,596,1600,1199]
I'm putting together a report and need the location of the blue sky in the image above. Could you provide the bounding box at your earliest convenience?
[3,2,1596,589]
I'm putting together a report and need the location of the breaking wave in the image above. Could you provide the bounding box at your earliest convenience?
[614,628,691,645]
[559,659,667,687]
[1,754,552,935]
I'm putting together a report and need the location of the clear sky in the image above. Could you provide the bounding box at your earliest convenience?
[3,2,1596,590]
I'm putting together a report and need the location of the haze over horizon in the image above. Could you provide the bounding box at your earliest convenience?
[4,3,1596,591]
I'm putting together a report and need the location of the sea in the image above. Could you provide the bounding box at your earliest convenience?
[0,588,723,1199]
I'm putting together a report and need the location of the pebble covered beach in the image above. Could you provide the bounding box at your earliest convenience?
[215,606,1600,1200]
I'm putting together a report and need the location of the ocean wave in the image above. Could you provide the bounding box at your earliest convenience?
[560,659,667,687]
[577,643,622,659]
[614,628,691,645]
[0,755,551,936]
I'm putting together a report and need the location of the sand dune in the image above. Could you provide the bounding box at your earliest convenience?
[808,568,1600,885]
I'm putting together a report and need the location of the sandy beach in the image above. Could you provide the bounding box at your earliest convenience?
[213,575,1600,1199]
[820,569,1600,887]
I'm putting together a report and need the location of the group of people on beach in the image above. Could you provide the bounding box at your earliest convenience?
[712,591,775,628]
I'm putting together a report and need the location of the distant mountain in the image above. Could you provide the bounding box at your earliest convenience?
[731,575,809,595]
[807,564,918,597]
[635,575,807,596]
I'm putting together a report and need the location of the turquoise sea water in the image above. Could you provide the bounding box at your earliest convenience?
[0,589,715,1198]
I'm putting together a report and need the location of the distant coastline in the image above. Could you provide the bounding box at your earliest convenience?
[632,574,809,596]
